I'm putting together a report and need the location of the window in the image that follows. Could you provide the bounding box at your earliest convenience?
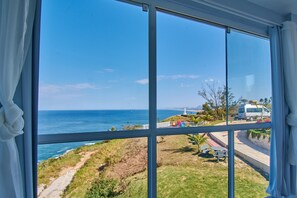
[238,108,244,113]
[38,0,272,197]
[246,108,263,113]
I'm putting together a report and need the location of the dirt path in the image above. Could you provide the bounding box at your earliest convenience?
[38,151,96,198]
[107,138,147,180]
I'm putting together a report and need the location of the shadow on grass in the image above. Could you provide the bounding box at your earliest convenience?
[198,152,228,163]
[206,158,227,163]
[161,146,195,154]
[198,152,214,159]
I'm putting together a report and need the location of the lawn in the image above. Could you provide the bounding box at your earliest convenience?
[38,130,268,197]
[120,165,267,198]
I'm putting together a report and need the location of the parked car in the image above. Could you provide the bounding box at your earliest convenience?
[237,104,271,121]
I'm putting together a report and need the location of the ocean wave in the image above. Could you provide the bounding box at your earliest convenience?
[64,149,74,155]
[85,143,95,146]
[57,147,69,153]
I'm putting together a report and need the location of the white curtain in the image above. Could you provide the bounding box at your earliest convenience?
[267,26,290,197]
[282,21,297,167]
[0,0,36,197]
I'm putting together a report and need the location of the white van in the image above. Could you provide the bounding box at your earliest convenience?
[237,104,271,120]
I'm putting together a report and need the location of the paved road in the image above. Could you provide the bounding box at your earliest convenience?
[211,131,270,173]
[209,121,270,174]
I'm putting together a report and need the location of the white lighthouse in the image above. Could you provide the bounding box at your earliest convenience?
[183,107,187,115]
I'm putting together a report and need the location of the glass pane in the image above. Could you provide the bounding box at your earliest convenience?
[157,133,228,197]
[227,30,272,125]
[38,138,147,197]
[157,12,226,129]
[234,128,270,197]
[39,0,148,133]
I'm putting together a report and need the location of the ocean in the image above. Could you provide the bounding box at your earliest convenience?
[38,110,188,162]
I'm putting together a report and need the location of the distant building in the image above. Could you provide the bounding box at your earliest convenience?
[183,107,187,115]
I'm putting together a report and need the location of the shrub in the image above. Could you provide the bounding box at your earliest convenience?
[85,178,118,198]
[247,128,271,140]
[123,125,143,130]
[187,134,208,153]
[104,157,115,166]
[256,133,261,140]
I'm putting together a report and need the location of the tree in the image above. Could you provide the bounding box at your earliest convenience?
[202,102,212,112]
[109,126,117,131]
[239,98,248,105]
[259,97,272,108]
[187,134,208,153]
[191,116,203,126]
[220,86,236,109]
[201,102,216,119]
[221,86,239,117]
[198,82,238,119]
[198,82,223,119]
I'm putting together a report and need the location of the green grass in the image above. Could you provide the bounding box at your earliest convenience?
[161,115,194,123]
[39,129,268,198]
[62,139,127,198]
[38,141,108,186]
[120,165,267,198]
[206,119,225,126]
[118,172,148,198]
[38,151,82,186]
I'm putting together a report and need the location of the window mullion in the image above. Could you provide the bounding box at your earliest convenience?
[228,130,235,198]
[226,28,234,198]
[148,4,157,198]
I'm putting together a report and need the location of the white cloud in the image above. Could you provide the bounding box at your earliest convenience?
[39,83,100,95]
[136,78,149,85]
[96,68,115,74]
[39,84,62,94]
[204,78,214,83]
[158,75,199,80]
[180,83,192,88]
[136,74,199,85]
[65,83,96,89]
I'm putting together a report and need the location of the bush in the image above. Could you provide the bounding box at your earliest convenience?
[104,157,116,166]
[247,129,271,141]
[85,178,118,198]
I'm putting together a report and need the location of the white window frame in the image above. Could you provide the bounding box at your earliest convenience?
[36,1,273,198]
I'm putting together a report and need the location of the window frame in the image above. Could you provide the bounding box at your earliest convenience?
[36,1,273,198]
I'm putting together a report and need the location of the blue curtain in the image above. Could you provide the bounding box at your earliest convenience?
[14,1,41,197]
[267,26,295,197]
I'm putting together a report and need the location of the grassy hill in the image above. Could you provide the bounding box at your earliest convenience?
[38,117,268,197]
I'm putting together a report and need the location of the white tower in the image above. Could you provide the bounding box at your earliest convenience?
[183,107,187,115]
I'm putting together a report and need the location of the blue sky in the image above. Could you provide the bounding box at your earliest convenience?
[39,0,271,110]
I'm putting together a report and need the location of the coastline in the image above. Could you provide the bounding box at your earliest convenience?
[38,109,184,162]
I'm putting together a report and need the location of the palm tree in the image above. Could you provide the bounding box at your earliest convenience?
[191,116,202,126]
[187,134,208,153]
[109,126,117,131]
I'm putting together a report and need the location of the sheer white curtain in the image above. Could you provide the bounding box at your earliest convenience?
[0,0,36,197]
[267,26,289,197]
[282,21,297,168]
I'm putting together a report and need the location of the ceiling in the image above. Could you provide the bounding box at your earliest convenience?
[247,0,297,16]
[191,0,297,25]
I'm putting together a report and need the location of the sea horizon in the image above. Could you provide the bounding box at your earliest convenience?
[38,109,190,162]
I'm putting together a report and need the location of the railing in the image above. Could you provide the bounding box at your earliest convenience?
[38,122,271,198]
